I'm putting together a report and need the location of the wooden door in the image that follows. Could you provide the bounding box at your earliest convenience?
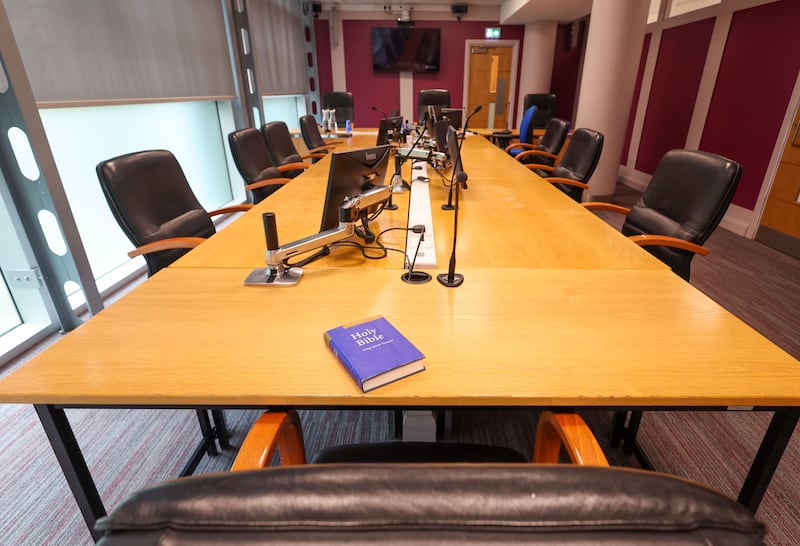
[756,103,800,258]
[467,45,513,130]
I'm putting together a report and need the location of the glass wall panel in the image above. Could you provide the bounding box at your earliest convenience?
[263,95,307,126]
[0,275,21,337]
[39,101,236,288]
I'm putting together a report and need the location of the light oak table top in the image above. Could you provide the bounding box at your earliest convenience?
[175,135,665,271]
[0,266,796,408]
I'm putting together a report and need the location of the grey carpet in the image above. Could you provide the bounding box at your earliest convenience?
[0,183,798,545]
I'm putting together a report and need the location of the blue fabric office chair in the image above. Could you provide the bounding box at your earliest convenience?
[504,105,537,158]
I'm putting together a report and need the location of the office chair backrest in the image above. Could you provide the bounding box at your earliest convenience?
[418,88,450,124]
[623,149,742,281]
[95,464,765,545]
[261,121,305,177]
[538,118,570,158]
[550,128,604,202]
[299,115,326,152]
[321,91,354,125]
[96,150,215,277]
[518,105,538,147]
[228,128,284,203]
[523,93,557,128]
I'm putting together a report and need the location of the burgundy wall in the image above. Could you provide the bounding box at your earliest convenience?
[314,19,333,110]
[700,0,800,210]
[550,21,585,126]
[316,20,524,128]
[621,33,651,166]
[636,18,714,174]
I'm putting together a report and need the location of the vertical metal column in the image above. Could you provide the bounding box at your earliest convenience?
[0,2,102,332]
[228,0,264,129]
[301,1,322,122]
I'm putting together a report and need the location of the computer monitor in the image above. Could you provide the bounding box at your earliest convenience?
[376,116,403,146]
[441,108,463,130]
[433,119,452,156]
[424,104,443,138]
[446,125,465,183]
[320,145,392,231]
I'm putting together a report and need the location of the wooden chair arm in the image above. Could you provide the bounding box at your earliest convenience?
[533,411,609,466]
[545,177,589,190]
[208,204,253,216]
[515,149,558,163]
[231,410,307,471]
[301,153,326,160]
[504,142,538,153]
[629,234,710,256]
[278,162,311,172]
[127,237,206,258]
[325,139,345,145]
[581,202,631,215]
[525,164,555,173]
[245,178,292,192]
[308,144,337,153]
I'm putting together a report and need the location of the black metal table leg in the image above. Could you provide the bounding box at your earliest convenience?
[35,404,105,542]
[211,409,231,450]
[738,408,800,512]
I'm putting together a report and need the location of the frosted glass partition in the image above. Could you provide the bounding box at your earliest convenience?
[263,95,307,126]
[39,101,236,288]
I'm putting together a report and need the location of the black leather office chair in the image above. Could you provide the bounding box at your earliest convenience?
[527,127,604,202]
[523,92,557,128]
[584,149,742,281]
[261,121,322,177]
[299,114,341,159]
[95,411,765,545]
[321,91,354,126]
[512,117,570,170]
[583,149,742,455]
[96,149,244,454]
[97,150,251,277]
[228,128,295,203]
[417,88,450,124]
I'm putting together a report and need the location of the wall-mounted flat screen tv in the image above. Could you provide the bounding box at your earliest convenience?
[371,27,441,73]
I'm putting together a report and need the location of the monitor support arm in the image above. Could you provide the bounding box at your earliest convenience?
[245,185,393,286]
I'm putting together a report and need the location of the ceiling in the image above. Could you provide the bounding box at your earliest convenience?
[315,0,593,24]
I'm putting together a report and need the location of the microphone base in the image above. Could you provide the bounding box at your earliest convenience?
[441,204,454,210]
[401,271,432,284]
[385,203,399,210]
[437,272,464,287]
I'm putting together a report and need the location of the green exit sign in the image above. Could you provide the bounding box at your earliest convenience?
[485,27,501,39]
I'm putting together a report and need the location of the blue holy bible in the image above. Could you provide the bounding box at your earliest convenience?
[324,316,425,392]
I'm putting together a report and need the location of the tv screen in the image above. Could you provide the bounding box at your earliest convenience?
[371,27,440,73]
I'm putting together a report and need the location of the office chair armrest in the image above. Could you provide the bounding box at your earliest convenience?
[127,237,206,258]
[208,204,253,216]
[526,164,554,173]
[231,410,307,471]
[629,234,710,256]
[301,153,326,161]
[504,142,538,153]
[308,144,337,153]
[534,411,609,466]
[545,177,589,190]
[515,150,559,163]
[278,162,311,173]
[581,202,631,215]
[245,178,292,192]
[325,139,345,145]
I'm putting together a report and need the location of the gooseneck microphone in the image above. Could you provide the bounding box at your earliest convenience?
[401,225,432,284]
[437,171,468,288]
[371,105,389,119]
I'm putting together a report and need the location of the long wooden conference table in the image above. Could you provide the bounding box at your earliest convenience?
[0,134,798,540]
